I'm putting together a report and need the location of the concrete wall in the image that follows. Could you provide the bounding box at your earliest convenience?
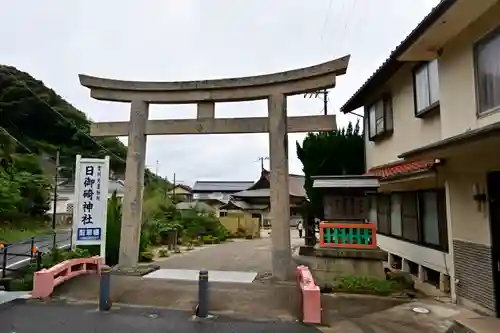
[365,2,500,169]
[364,64,442,169]
[439,1,500,139]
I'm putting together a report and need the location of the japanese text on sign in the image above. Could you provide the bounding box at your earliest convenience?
[73,157,109,244]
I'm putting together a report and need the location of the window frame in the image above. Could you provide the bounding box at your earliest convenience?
[376,194,391,235]
[374,189,448,252]
[412,60,440,118]
[366,94,393,141]
[474,26,500,117]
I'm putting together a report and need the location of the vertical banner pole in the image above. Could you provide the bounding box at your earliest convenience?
[71,154,82,251]
[100,156,110,262]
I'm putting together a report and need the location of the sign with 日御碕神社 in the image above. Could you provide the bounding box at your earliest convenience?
[72,155,110,256]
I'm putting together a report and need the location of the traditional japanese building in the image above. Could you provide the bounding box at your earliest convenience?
[220,169,307,227]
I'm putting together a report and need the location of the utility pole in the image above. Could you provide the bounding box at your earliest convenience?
[304,89,328,115]
[257,156,269,171]
[172,173,176,200]
[155,160,159,176]
[323,90,328,115]
[51,150,60,250]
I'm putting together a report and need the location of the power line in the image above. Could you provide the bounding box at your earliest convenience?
[0,125,34,154]
[320,0,334,42]
[337,0,359,55]
[6,72,126,164]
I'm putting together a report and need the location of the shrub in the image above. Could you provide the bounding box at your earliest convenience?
[105,191,122,266]
[202,235,221,244]
[331,276,404,296]
[191,238,202,247]
[158,248,169,257]
[139,251,154,262]
[9,248,92,291]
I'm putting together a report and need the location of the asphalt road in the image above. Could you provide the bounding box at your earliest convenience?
[0,301,322,333]
[0,231,72,272]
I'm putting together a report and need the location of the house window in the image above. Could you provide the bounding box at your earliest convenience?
[219,211,228,217]
[401,192,419,242]
[373,189,448,251]
[368,195,378,225]
[390,194,402,237]
[420,191,440,245]
[367,95,393,140]
[419,189,448,249]
[475,28,500,114]
[413,59,439,116]
[376,194,391,235]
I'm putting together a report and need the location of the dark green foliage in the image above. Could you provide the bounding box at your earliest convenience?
[0,65,170,223]
[330,276,405,296]
[0,65,128,175]
[103,194,230,264]
[296,121,365,218]
[105,192,122,266]
[9,247,92,291]
[0,164,52,220]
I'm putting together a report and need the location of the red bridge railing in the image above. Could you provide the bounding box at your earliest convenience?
[319,222,377,249]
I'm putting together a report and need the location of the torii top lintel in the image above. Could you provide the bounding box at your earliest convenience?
[79,55,350,104]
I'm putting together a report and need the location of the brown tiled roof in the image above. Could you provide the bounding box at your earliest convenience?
[340,0,456,113]
[365,159,436,180]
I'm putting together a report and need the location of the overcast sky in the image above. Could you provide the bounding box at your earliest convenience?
[1,0,439,185]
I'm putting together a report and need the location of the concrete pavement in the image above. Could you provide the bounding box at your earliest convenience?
[156,229,304,273]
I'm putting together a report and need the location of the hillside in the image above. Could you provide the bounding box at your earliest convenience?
[0,65,167,225]
[0,65,129,175]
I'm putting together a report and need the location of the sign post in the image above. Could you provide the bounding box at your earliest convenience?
[71,155,110,260]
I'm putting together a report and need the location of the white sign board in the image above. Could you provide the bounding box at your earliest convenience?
[72,155,110,257]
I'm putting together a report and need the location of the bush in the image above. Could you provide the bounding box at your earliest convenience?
[191,238,203,247]
[139,251,154,262]
[202,235,220,244]
[102,191,230,266]
[9,247,92,291]
[331,276,404,296]
[158,248,169,257]
[105,192,122,266]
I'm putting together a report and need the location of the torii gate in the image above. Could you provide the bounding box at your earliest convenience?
[79,55,350,280]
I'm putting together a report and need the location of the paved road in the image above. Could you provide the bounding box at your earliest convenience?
[0,301,321,333]
[157,229,305,273]
[0,231,71,272]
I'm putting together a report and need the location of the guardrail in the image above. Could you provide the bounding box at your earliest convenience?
[296,265,321,324]
[0,231,72,278]
[319,222,377,249]
[32,256,103,299]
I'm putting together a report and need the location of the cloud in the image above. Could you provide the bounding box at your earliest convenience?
[0,0,440,185]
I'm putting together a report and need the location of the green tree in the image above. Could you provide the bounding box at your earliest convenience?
[0,64,171,224]
[296,120,365,218]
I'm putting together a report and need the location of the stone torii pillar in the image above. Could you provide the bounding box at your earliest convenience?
[78,55,350,280]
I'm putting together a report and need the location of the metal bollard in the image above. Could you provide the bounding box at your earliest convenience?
[99,265,112,311]
[1,245,6,279]
[196,270,209,318]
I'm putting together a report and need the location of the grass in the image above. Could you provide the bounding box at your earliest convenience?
[0,226,52,243]
[330,276,405,296]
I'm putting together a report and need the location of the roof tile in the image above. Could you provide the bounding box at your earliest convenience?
[365,159,436,180]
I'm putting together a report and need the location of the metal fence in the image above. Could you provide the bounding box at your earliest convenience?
[0,231,72,279]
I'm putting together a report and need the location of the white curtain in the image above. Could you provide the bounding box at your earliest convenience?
[478,33,500,113]
[428,59,440,105]
[415,65,430,111]
[422,191,440,245]
[390,194,402,237]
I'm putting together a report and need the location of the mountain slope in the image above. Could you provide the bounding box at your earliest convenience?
[0,65,128,175]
